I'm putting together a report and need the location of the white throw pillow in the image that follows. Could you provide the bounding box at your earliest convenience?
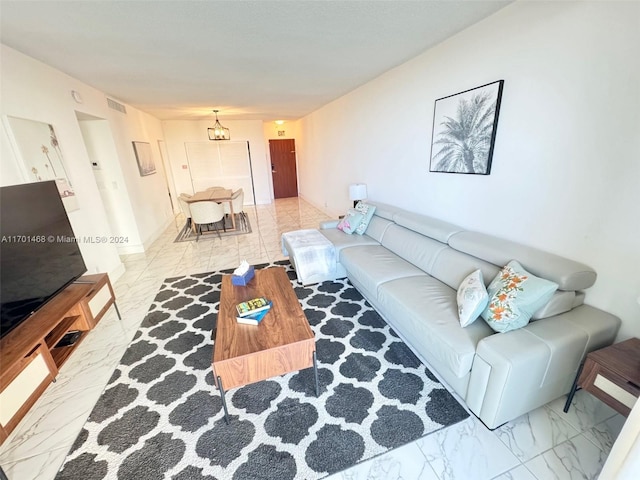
[353,202,376,235]
[457,269,489,327]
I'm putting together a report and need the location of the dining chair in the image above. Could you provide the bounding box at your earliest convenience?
[230,188,246,228]
[177,196,192,233]
[189,201,225,240]
[223,188,244,226]
[223,188,242,213]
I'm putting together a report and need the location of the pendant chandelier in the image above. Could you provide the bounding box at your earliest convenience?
[208,110,230,141]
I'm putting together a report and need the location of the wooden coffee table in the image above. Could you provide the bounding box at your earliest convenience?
[212,266,319,423]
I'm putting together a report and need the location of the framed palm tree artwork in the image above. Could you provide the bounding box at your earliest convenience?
[429,80,504,175]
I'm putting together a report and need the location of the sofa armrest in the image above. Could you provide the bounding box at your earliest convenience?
[466,305,620,429]
[320,219,340,229]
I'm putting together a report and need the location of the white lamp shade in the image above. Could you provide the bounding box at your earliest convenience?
[349,183,367,201]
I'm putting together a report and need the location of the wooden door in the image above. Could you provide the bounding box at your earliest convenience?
[269,139,298,198]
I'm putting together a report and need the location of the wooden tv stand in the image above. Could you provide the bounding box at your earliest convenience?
[0,273,117,444]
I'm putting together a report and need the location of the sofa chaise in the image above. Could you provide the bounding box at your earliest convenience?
[284,201,621,429]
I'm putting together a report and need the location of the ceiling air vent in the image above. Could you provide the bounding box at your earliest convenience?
[107,98,127,114]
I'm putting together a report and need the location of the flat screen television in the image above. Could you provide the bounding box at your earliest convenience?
[1,181,87,339]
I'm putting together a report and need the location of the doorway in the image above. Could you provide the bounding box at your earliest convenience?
[76,112,128,239]
[269,139,298,198]
[157,140,178,213]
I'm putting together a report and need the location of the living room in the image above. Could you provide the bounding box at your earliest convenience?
[1,1,638,479]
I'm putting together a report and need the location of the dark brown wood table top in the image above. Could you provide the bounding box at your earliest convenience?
[587,337,640,384]
[212,267,315,390]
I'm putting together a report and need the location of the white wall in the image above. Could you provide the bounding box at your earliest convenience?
[77,117,139,250]
[296,1,640,341]
[106,107,174,250]
[599,397,640,479]
[162,120,271,204]
[0,45,174,274]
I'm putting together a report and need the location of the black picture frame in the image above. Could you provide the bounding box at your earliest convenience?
[132,141,156,176]
[429,80,504,175]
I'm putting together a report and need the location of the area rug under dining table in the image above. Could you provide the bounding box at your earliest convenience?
[173,213,251,243]
[56,261,469,480]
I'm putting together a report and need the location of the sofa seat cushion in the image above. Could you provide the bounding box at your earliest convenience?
[340,245,425,296]
[377,276,495,378]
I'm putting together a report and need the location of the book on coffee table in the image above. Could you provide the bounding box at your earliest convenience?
[236,308,271,326]
[236,297,271,317]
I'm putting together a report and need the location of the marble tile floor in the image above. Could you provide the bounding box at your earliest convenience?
[0,198,626,480]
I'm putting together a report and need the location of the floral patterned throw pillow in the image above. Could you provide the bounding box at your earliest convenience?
[337,209,365,235]
[353,202,376,235]
[481,260,558,333]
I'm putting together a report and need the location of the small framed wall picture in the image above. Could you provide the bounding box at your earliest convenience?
[132,141,156,176]
[4,116,79,211]
[429,80,504,175]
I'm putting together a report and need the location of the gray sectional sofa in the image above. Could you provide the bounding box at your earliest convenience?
[300,201,621,429]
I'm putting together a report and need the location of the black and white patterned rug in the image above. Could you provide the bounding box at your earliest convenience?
[57,262,468,480]
[174,213,251,242]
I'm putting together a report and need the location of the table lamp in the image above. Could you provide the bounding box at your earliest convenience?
[349,183,367,208]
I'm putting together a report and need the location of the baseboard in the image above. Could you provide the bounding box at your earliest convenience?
[116,244,145,255]
[297,193,340,218]
[115,216,174,255]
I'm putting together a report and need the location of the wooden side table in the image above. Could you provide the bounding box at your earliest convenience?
[564,337,640,416]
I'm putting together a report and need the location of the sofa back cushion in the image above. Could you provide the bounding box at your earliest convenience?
[431,247,500,291]
[393,211,463,244]
[381,224,448,274]
[363,215,393,242]
[352,203,593,323]
[448,231,596,291]
[366,201,403,221]
[532,290,577,320]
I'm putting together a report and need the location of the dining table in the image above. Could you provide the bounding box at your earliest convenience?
[185,188,236,231]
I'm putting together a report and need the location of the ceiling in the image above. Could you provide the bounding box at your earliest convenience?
[0,1,511,121]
